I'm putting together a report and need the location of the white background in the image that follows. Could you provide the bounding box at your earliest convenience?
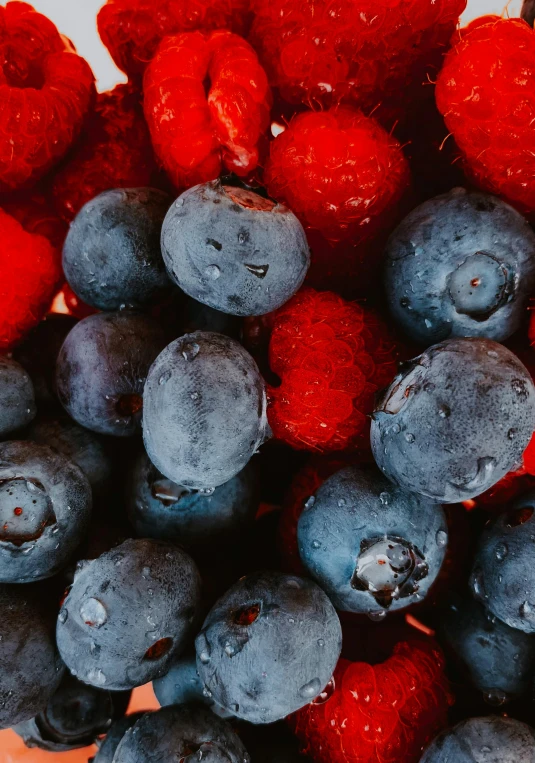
[29,0,522,92]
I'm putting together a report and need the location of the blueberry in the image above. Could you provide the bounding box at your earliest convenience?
[297,465,447,618]
[384,188,535,344]
[371,338,535,502]
[195,570,342,724]
[27,412,114,501]
[178,293,242,339]
[437,594,535,704]
[0,583,64,728]
[0,356,36,437]
[0,441,91,582]
[63,188,173,311]
[143,331,268,490]
[161,181,310,316]
[126,450,258,549]
[522,0,535,28]
[470,490,535,634]
[56,311,167,437]
[113,705,250,763]
[13,313,77,407]
[92,713,146,763]
[420,716,535,762]
[56,538,202,690]
[13,673,131,752]
[153,654,231,717]
[239,722,312,763]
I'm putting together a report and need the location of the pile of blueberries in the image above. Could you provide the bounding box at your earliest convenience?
[4,178,535,763]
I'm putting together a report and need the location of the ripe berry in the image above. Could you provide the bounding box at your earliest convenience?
[421,716,535,762]
[264,108,410,246]
[0,1,94,190]
[371,338,535,503]
[0,357,36,437]
[267,288,397,452]
[112,705,249,763]
[93,713,147,763]
[289,640,452,763]
[161,182,309,316]
[195,571,342,724]
[297,465,447,617]
[56,311,167,437]
[143,331,268,490]
[56,538,202,690]
[144,30,271,190]
[0,208,62,351]
[0,441,92,583]
[249,0,466,115]
[436,17,535,218]
[385,188,535,344]
[51,84,160,222]
[13,673,131,752]
[98,0,251,76]
[63,187,172,311]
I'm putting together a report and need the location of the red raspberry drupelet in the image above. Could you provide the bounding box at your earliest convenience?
[0,207,62,351]
[0,1,94,191]
[288,641,452,763]
[264,108,410,244]
[267,288,397,453]
[249,0,466,113]
[436,16,535,218]
[51,83,160,222]
[144,30,271,190]
[98,0,251,77]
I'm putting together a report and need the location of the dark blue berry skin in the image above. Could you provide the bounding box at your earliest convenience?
[0,356,36,437]
[420,716,535,762]
[371,338,535,503]
[0,584,65,729]
[126,450,258,549]
[384,188,535,344]
[56,538,202,690]
[13,673,131,752]
[56,311,167,437]
[239,722,312,763]
[522,0,535,26]
[161,181,310,317]
[438,595,535,704]
[27,412,114,501]
[195,570,342,724]
[93,713,147,763]
[0,441,92,583]
[470,490,535,634]
[153,654,230,717]
[297,465,447,618]
[113,705,250,763]
[13,314,77,407]
[143,331,269,490]
[63,188,173,312]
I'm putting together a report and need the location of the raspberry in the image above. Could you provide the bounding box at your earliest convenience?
[0,206,62,350]
[249,0,466,114]
[436,17,535,217]
[264,108,410,244]
[51,83,159,222]
[288,641,452,763]
[0,1,95,191]
[144,30,271,190]
[267,288,397,452]
[98,0,250,76]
